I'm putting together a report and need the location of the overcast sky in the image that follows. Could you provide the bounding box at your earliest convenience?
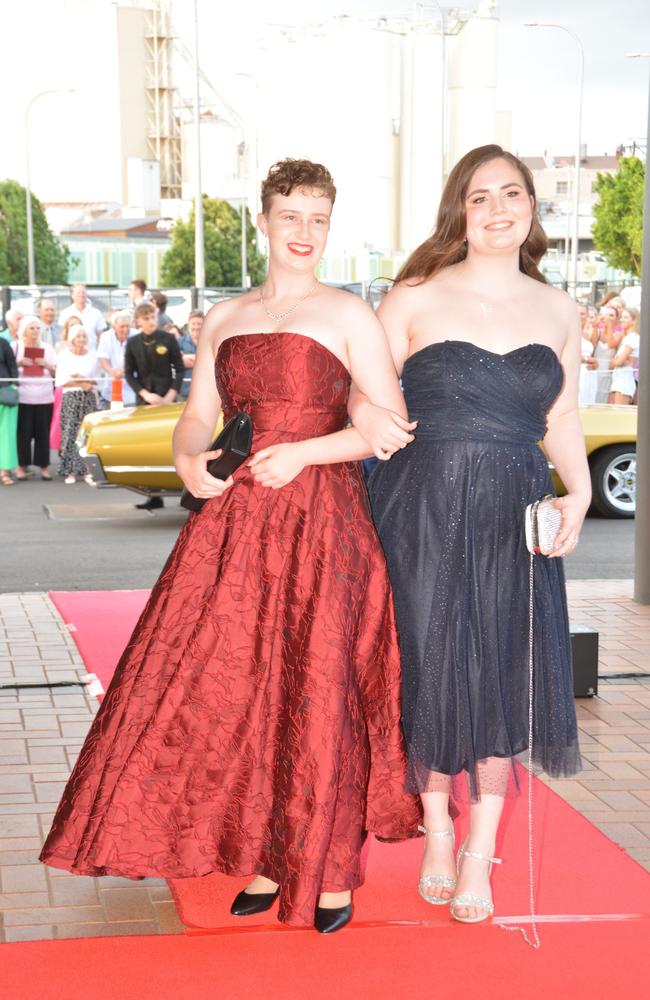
[496,0,650,154]
[3,0,649,191]
[173,0,650,156]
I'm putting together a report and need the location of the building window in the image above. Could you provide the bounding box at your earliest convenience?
[556,180,569,195]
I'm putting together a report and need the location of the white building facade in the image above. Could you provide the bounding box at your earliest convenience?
[13,1,509,284]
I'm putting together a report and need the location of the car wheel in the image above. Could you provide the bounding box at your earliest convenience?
[590,445,636,518]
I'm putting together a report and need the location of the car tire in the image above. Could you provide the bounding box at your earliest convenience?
[589,445,636,518]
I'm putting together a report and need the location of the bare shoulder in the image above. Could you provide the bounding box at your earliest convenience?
[317,287,387,343]
[555,286,581,323]
[379,277,430,315]
[525,275,574,310]
[204,291,257,338]
[520,279,580,359]
[318,284,375,319]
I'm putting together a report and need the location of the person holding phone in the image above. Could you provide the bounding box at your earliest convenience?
[592,303,623,402]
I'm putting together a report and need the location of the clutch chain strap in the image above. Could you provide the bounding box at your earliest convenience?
[501,551,541,949]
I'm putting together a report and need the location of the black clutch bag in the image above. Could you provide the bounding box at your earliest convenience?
[180,411,253,512]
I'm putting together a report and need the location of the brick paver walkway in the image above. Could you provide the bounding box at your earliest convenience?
[0,594,183,943]
[1,583,649,942]
[567,579,650,675]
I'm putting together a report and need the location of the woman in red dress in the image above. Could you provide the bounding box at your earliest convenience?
[40,159,420,933]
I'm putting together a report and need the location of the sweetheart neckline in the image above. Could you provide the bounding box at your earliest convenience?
[215,331,350,375]
[404,340,561,368]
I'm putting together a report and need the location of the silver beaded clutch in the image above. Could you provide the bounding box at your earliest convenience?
[524,495,562,556]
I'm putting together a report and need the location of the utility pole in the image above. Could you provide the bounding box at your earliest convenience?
[631,54,650,603]
[192,0,205,295]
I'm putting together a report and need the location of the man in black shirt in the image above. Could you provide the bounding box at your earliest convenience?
[125,302,184,405]
[125,302,184,509]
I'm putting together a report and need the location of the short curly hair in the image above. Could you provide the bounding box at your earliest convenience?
[260,158,336,214]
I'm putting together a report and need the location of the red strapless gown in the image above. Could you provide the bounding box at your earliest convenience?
[40,332,420,927]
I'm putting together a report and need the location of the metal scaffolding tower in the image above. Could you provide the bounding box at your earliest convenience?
[144,0,182,199]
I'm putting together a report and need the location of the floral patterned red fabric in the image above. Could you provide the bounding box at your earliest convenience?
[40,332,421,927]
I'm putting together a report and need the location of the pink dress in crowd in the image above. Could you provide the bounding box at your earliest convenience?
[50,343,70,450]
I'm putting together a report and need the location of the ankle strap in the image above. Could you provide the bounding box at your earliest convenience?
[462,848,502,865]
[418,824,453,839]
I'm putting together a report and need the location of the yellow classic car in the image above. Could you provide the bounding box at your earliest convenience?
[78,402,638,518]
[553,404,637,518]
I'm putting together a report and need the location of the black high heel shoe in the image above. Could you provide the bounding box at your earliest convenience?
[314,902,353,934]
[230,886,280,916]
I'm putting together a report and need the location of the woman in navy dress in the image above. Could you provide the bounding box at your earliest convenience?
[351,146,590,926]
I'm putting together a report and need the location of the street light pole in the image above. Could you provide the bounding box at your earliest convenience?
[233,72,259,285]
[628,53,650,604]
[525,22,584,295]
[192,0,205,296]
[240,194,248,290]
[25,114,35,286]
[24,89,75,285]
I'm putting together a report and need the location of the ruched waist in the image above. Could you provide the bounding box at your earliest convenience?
[225,402,347,438]
[411,416,544,446]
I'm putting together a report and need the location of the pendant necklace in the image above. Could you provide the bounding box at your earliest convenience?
[260,280,318,323]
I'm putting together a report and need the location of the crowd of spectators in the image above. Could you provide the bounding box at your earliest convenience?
[0,281,204,487]
[578,292,640,406]
[0,278,639,492]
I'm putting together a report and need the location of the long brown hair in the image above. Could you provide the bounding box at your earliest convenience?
[396,145,548,285]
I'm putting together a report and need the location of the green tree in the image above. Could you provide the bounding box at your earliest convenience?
[0,179,70,283]
[161,196,266,288]
[592,157,644,276]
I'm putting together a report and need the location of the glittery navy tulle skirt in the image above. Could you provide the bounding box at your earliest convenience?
[369,341,581,800]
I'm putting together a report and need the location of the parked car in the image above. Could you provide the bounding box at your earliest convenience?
[6,285,131,319]
[78,401,638,517]
[551,404,637,518]
[620,284,642,310]
[2,285,243,332]
[78,403,194,501]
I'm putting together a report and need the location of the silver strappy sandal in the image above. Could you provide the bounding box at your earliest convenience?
[450,838,503,924]
[417,823,457,905]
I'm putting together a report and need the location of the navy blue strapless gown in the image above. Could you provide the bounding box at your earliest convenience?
[369,340,581,799]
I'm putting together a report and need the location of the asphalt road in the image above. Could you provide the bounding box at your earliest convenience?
[1,473,636,592]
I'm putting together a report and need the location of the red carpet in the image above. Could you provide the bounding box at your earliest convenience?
[40,588,650,999]
[168,778,649,929]
[4,922,650,1000]
[49,589,149,695]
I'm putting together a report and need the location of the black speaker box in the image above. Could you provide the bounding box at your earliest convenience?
[570,623,599,697]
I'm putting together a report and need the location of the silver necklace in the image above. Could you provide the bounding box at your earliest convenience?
[259,280,318,323]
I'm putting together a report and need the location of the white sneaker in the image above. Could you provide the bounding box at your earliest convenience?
[83,474,94,485]
[64,475,76,485]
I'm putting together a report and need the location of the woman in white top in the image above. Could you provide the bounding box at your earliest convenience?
[51,315,84,453]
[592,304,623,403]
[578,303,598,406]
[609,307,640,405]
[55,315,83,355]
[54,326,99,483]
[12,316,57,480]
